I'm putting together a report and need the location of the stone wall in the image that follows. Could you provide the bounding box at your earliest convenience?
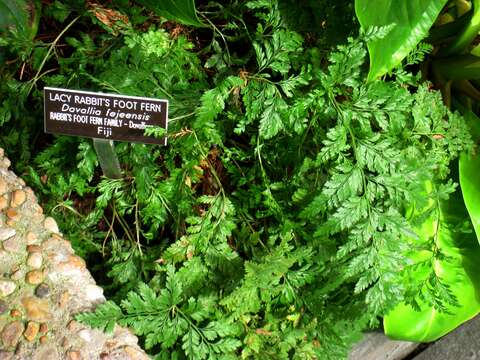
[0,148,148,359]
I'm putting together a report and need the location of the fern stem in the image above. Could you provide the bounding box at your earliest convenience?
[28,15,80,94]
[134,200,143,256]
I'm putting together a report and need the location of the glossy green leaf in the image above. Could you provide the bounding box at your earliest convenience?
[458,108,480,243]
[460,152,480,242]
[384,183,480,342]
[135,0,204,27]
[355,0,448,81]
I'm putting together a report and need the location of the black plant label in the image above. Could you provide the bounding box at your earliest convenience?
[44,87,168,145]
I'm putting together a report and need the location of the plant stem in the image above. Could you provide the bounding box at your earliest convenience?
[433,54,480,80]
[452,80,480,101]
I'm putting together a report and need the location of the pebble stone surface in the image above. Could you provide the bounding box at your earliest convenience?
[0,149,149,359]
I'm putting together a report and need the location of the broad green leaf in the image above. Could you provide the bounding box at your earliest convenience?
[0,0,28,32]
[458,108,480,243]
[135,0,204,27]
[355,0,448,81]
[460,152,480,241]
[384,183,480,342]
[0,0,40,40]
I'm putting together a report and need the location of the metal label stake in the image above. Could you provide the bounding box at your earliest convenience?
[93,139,123,179]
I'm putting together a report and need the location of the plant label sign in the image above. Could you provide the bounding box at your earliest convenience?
[44,87,168,145]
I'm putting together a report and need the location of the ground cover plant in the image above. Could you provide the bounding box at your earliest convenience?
[1,0,480,358]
